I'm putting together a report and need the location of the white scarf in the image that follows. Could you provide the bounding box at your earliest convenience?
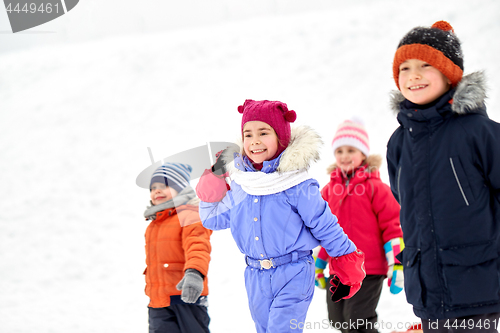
[231,169,311,196]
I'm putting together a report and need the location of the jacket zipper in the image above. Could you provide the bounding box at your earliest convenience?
[339,177,351,206]
[397,166,402,202]
[449,157,469,206]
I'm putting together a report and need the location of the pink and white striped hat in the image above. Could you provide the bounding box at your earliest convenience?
[331,118,370,157]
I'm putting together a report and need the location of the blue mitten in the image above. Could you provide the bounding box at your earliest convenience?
[384,237,405,294]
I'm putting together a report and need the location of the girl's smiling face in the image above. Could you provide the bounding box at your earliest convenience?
[398,59,452,105]
[150,182,178,205]
[243,121,279,164]
[335,145,366,174]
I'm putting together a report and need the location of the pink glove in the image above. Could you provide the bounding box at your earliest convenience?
[329,249,366,302]
[196,150,230,202]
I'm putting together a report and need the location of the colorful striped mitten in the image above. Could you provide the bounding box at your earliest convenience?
[384,237,405,294]
[314,248,328,289]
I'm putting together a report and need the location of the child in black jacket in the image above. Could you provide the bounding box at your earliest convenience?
[387,20,500,333]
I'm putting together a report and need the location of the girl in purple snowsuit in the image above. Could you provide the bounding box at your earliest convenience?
[196,99,366,333]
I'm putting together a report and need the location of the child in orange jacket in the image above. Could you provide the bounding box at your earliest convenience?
[143,162,212,333]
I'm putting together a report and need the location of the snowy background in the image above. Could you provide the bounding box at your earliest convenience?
[1,0,500,332]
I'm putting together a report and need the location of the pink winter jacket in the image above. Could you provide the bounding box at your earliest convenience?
[318,155,402,276]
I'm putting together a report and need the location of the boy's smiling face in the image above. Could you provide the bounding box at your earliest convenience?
[243,121,279,164]
[150,182,178,205]
[399,59,452,105]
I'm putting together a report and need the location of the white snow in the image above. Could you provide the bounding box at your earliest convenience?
[1,1,499,332]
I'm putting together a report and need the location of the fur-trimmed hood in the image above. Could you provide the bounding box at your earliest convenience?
[390,71,487,115]
[220,125,323,175]
[326,154,382,175]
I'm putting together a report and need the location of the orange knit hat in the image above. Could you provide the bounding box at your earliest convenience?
[393,21,463,90]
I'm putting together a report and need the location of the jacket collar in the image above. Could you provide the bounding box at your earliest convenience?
[222,125,323,175]
[235,153,282,174]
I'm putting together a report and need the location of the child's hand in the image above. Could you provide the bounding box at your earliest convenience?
[315,269,327,289]
[329,275,351,302]
[176,269,204,303]
[329,249,366,302]
[212,149,229,176]
[196,150,230,202]
[196,169,230,202]
[314,255,328,289]
[384,237,405,294]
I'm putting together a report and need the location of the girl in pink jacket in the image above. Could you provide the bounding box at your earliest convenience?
[315,118,403,333]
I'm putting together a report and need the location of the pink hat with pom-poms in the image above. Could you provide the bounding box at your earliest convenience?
[238,99,296,150]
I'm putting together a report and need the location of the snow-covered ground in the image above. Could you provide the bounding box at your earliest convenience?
[1,1,499,332]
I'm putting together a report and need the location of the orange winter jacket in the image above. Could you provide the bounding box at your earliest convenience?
[144,203,212,308]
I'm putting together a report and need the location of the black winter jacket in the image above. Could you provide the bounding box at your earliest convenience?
[387,72,500,320]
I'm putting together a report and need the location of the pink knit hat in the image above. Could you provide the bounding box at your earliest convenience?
[238,99,297,149]
[331,118,369,157]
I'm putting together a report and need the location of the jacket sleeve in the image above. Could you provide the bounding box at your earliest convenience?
[199,192,233,231]
[470,117,500,202]
[181,212,212,277]
[386,127,404,204]
[372,180,403,244]
[296,180,356,257]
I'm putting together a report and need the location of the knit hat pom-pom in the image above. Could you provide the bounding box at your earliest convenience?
[284,110,297,123]
[237,105,244,114]
[349,115,365,127]
[432,20,454,33]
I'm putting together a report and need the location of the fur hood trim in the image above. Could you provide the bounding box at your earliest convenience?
[326,154,382,174]
[221,125,323,175]
[390,71,487,115]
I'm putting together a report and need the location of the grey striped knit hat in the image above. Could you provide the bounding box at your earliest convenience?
[149,163,192,193]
